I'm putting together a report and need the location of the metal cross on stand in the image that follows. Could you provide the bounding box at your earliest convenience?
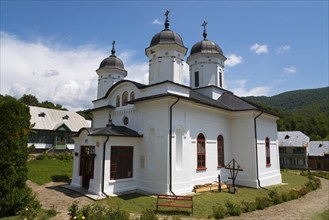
[225,158,243,194]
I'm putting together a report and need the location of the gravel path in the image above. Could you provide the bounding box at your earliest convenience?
[27,178,329,220]
[225,178,329,220]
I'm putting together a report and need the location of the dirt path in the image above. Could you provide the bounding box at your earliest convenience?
[225,178,329,220]
[26,181,93,220]
[28,178,329,220]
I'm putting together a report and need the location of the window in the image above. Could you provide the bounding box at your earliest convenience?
[122,91,128,106]
[197,134,206,170]
[219,71,222,87]
[130,91,135,101]
[110,146,133,180]
[195,71,199,87]
[217,135,224,167]
[116,95,120,107]
[265,137,271,166]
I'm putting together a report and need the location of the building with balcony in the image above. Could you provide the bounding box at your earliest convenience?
[278,131,309,169]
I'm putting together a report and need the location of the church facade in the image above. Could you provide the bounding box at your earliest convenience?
[71,13,282,196]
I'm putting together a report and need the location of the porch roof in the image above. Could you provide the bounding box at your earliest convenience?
[75,125,142,137]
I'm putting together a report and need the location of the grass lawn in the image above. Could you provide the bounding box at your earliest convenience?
[27,158,73,185]
[98,171,310,218]
[313,209,329,220]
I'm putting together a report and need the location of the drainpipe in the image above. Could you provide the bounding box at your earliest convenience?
[169,96,179,196]
[254,111,263,188]
[101,135,110,197]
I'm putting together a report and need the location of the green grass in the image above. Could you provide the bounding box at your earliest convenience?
[313,209,329,220]
[27,158,73,185]
[98,172,310,218]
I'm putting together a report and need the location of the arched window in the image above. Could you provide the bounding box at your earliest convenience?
[122,91,128,106]
[130,91,135,101]
[266,137,271,166]
[116,95,120,107]
[217,135,224,167]
[197,134,206,170]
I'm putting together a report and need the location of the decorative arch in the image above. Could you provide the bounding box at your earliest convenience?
[175,127,184,170]
[197,133,206,170]
[122,91,128,106]
[217,135,224,167]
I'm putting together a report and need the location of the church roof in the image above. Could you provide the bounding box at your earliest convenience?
[29,106,91,132]
[75,125,142,137]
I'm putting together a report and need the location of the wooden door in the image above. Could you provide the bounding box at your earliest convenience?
[80,146,95,188]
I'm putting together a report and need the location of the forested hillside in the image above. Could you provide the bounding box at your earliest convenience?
[244,87,329,141]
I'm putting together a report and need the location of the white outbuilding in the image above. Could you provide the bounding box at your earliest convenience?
[71,12,282,196]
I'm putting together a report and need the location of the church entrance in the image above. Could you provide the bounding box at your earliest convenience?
[80,146,95,188]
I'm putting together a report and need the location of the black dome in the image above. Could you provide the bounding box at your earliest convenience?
[149,29,185,47]
[190,39,223,56]
[98,55,126,71]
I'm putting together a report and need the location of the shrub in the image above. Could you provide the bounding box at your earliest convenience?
[212,204,227,219]
[298,187,309,197]
[225,200,241,216]
[56,152,73,162]
[68,201,79,219]
[288,190,300,200]
[140,209,158,220]
[255,196,272,210]
[241,200,257,213]
[36,153,48,160]
[280,191,291,202]
[268,190,283,205]
[105,207,129,220]
[46,205,57,218]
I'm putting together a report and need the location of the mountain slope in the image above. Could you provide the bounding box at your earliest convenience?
[243,87,329,140]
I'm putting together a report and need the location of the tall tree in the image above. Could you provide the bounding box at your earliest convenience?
[19,94,39,106]
[0,98,40,216]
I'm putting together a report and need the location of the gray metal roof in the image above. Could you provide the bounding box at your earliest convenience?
[29,106,91,132]
[75,125,142,137]
[278,131,310,147]
[190,39,224,56]
[308,141,329,156]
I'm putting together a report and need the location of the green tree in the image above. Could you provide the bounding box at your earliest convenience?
[0,98,40,216]
[19,94,39,106]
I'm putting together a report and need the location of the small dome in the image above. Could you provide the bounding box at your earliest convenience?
[98,56,125,71]
[149,29,185,48]
[98,40,126,71]
[190,39,223,56]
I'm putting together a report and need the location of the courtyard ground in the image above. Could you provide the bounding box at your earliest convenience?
[27,178,329,220]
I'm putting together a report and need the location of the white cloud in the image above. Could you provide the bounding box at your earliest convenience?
[152,19,163,26]
[250,43,268,54]
[226,79,271,96]
[0,31,149,111]
[284,66,297,74]
[276,45,290,53]
[225,54,243,67]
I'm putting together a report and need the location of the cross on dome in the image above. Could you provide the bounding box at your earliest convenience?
[202,20,208,40]
[164,10,170,29]
[111,40,116,57]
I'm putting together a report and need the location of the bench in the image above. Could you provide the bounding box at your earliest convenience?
[156,194,193,214]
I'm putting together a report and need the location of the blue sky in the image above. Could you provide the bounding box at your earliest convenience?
[1,1,328,111]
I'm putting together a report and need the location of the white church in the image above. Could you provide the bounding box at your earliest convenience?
[71,12,282,196]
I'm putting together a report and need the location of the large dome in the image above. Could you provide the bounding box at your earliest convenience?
[149,29,185,48]
[190,39,223,56]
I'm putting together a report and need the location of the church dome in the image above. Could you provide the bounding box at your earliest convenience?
[148,11,185,48]
[98,41,126,71]
[190,21,224,56]
[190,39,223,55]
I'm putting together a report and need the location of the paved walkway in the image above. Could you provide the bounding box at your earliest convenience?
[27,178,329,220]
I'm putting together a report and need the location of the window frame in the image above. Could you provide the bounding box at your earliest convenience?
[110,146,133,180]
[265,137,271,167]
[217,135,224,168]
[116,95,120,107]
[122,91,128,106]
[197,133,206,170]
[130,91,135,101]
[195,71,199,87]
